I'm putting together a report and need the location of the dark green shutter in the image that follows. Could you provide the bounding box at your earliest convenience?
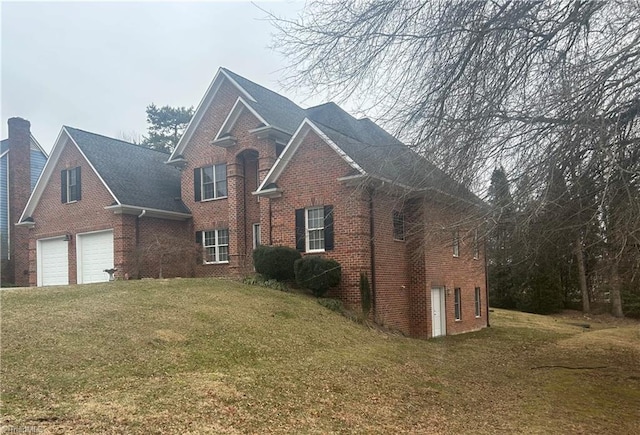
[61,170,67,203]
[295,209,305,252]
[195,231,202,245]
[75,167,82,201]
[194,168,201,202]
[324,205,334,251]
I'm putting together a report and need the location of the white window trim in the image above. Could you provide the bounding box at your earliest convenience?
[454,287,462,321]
[453,231,460,258]
[473,228,479,260]
[393,210,405,241]
[200,164,228,201]
[202,229,229,264]
[305,207,325,253]
[65,167,79,203]
[252,223,261,249]
[475,287,482,318]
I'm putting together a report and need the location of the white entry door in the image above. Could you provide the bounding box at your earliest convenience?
[77,230,114,284]
[431,287,446,337]
[37,237,69,286]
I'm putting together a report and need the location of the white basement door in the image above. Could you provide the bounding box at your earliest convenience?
[77,230,114,284]
[37,237,69,286]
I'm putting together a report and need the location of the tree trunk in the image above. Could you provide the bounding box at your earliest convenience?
[575,236,590,313]
[610,260,624,318]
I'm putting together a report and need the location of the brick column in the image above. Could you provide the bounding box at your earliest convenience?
[227,160,245,275]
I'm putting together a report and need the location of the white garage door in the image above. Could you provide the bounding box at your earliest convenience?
[37,237,69,286]
[77,230,114,284]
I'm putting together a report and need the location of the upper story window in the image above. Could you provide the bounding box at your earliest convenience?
[473,228,480,260]
[295,205,334,253]
[61,167,81,203]
[393,210,405,241]
[194,164,227,201]
[453,230,460,257]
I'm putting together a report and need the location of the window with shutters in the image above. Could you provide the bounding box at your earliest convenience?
[61,167,81,203]
[194,164,227,201]
[295,205,334,253]
[197,229,229,264]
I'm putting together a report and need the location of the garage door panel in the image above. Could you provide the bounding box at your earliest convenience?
[78,230,114,284]
[38,238,69,286]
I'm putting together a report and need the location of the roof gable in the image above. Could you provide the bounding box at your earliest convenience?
[168,67,307,163]
[20,127,190,223]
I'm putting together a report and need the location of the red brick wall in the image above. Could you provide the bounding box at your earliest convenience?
[371,191,412,333]
[180,78,277,277]
[7,118,32,286]
[269,130,371,308]
[421,198,487,336]
[29,136,125,285]
[28,138,190,285]
[133,216,192,279]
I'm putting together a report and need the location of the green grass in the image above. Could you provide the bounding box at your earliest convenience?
[1,278,639,433]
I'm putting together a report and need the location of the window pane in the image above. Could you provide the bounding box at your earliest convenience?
[308,229,324,251]
[204,231,215,246]
[218,229,229,245]
[203,183,215,200]
[215,164,226,182]
[205,246,216,263]
[218,245,229,262]
[307,207,324,230]
[202,166,214,183]
[216,180,227,197]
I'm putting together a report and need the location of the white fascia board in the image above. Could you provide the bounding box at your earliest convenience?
[168,68,257,163]
[219,69,257,102]
[168,69,226,162]
[18,128,120,223]
[19,128,67,222]
[214,97,269,141]
[105,204,192,221]
[65,128,120,205]
[30,135,48,157]
[256,119,366,192]
[0,149,7,159]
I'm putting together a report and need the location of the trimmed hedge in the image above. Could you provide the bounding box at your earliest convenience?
[253,245,301,281]
[294,256,341,297]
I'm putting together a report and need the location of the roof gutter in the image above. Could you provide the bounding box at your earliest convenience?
[105,204,191,221]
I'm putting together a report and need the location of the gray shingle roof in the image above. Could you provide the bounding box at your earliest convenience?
[303,103,480,204]
[64,127,190,214]
[222,68,307,134]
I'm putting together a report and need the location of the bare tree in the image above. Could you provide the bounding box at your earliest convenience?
[271,0,640,316]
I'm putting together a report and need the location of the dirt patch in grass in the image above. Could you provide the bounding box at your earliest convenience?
[1,280,639,433]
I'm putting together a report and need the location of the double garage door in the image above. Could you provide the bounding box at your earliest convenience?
[37,230,114,286]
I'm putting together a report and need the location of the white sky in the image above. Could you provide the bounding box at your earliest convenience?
[1,0,312,153]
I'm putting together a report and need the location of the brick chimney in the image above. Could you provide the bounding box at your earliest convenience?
[7,117,32,286]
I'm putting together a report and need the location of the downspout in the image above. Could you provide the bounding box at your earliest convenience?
[484,237,490,327]
[368,188,377,317]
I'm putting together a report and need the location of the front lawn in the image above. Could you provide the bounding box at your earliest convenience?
[1,278,639,433]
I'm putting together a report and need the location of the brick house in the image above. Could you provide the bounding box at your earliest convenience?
[20,67,487,338]
[1,118,48,286]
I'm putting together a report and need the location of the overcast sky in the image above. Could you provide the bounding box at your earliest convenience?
[1,1,312,153]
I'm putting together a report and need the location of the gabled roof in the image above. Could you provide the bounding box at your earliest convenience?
[221,68,307,134]
[20,127,190,223]
[259,101,481,205]
[64,127,190,214]
[168,67,306,162]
